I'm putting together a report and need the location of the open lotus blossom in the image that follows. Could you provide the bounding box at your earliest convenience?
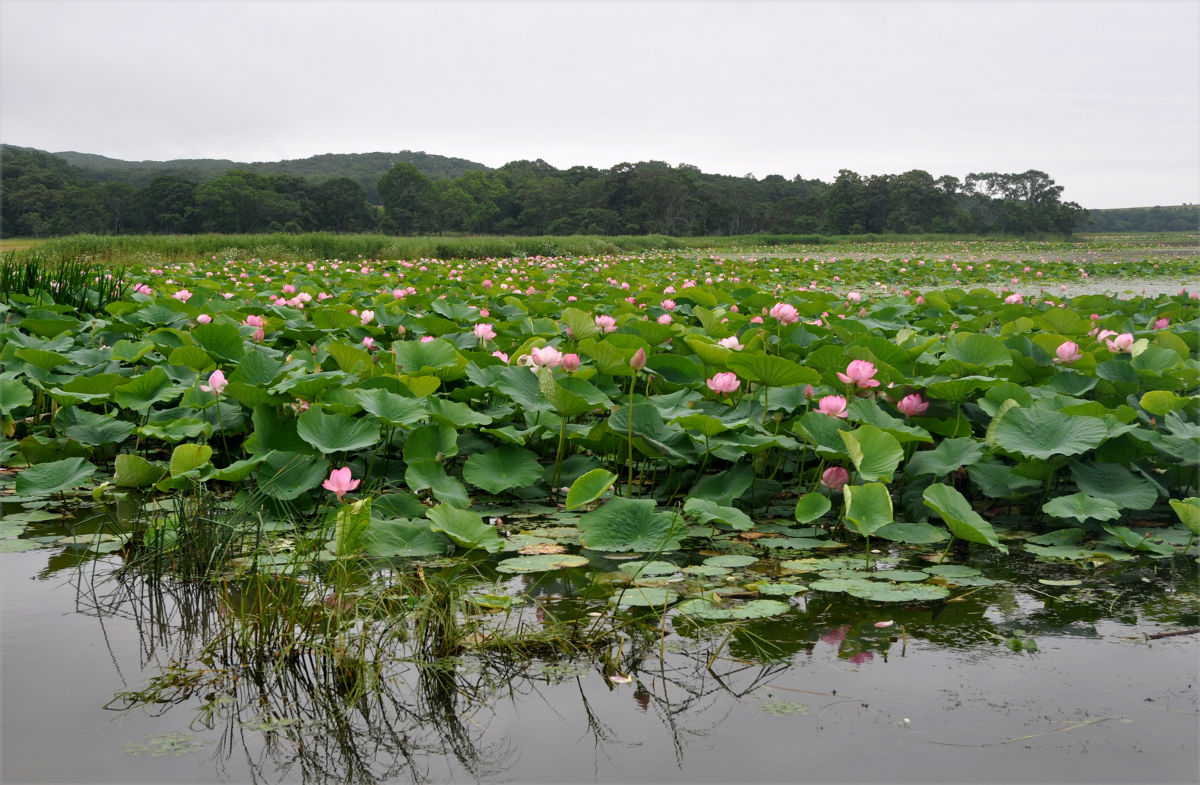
[769,302,800,324]
[360,309,375,326]
[706,372,740,395]
[818,394,849,418]
[718,336,744,350]
[629,347,647,371]
[896,393,929,417]
[1153,317,1169,329]
[1004,293,1023,304]
[132,283,153,295]
[560,353,581,373]
[200,369,227,395]
[837,360,881,389]
[244,314,264,327]
[595,314,618,333]
[474,322,496,342]
[362,336,376,350]
[322,467,361,501]
[821,466,850,491]
[1053,341,1082,364]
[173,289,192,302]
[529,345,563,368]
[252,327,265,343]
[492,350,509,363]
[1105,332,1135,353]
[661,299,676,310]
[657,313,672,325]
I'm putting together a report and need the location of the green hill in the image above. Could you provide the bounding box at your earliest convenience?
[50,149,490,203]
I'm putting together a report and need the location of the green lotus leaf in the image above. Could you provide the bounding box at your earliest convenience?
[113,453,167,488]
[674,598,789,620]
[844,482,894,537]
[192,322,245,363]
[944,332,1012,367]
[167,346,216,372]
[497,553,590,573]
[1042,492,1121,523]
[0,378,34,414]
[565,469,618,510]
[463,445,544,494]
[794,492,832,524]
[426,504,504,553]
[1068,461,1158,510]
[845,582,950,603]
[873,521,948,544]
[364,518,451,558]
[354,388,428,427]
[1168,497,1200,535]
[297,408,381,454]
[684,497,754,530]
[15,457,96,496]
[169,443,213,479]
[991,407,1108,460]
[728,352,818,387]
[906,437,984,478]
[112,367,180,412]
[1139,390,1191,417]
[922,483,1006,552]
[405,460,470,508]
[703,554,758,568]
[618,559,680,577]
[841,425,904,483]
[611,586,679,607]
[579,497,687,552]
[256,451,330,500]
[55,407,136,446]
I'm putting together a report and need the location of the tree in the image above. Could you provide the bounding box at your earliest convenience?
[378,163,434,233]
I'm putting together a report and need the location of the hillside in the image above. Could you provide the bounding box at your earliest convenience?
[50,149,490,203]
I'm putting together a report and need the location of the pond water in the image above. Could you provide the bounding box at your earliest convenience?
[3,515,1197,784]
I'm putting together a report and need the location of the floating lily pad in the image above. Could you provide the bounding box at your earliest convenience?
[674,598,790,620]
[752,582,808,596]
[925,564,982,578]
[845,582,951,603]
[619,560,680,577]
[871,569,930,582]
[496,554,591,573]
[611,586,679,607]
[681,564,731,577]
[703,554,758,568]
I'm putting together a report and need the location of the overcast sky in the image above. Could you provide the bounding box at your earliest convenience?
[2,0,1197,209]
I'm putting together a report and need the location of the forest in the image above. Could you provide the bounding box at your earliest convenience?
[2,144,1096,238]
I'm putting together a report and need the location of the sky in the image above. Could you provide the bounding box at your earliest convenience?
[1,0,1197,209]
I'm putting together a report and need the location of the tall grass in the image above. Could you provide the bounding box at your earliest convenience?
[0,249,128,314]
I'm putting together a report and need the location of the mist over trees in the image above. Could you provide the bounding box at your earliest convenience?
[1,145,1099,238]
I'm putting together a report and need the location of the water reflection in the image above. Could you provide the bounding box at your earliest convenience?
[33,542,1197,784]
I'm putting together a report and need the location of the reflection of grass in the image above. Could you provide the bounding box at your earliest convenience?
[759,699,808,716]
[125,730,205,757]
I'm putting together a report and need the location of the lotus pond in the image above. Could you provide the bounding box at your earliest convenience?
[1,235,1198,783]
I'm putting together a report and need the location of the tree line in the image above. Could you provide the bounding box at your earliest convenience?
[2,145,1092,238]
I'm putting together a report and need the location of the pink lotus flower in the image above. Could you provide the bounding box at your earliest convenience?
[492,350,509,363]
[1153,317,1169,330]
[896,393,928,417]
[196,314,212,324]
[132,283,153,296]
[419,335,435,343]
[474,322,497,342]
[362,336,376,350]
[244,314,264,327]
[661,299,676,311]
[803,384,815,400]
[750,315,764,324]
[322,467,360,501]
[706,372,740,395]
[845,292,861,303]
[360,309,375,326]
[656,313,672,325]
[560,353,581,373]
[1053,341,1082,364]
[718,336,744,350]
[530,345,563,368]
[818,395,849,418]
[1105,332,1134,353]
[769,302,800,324]
[837,360,880,389]
[1004,293,1023,305]
[173,289,192,302]
[629,347,647,371]
[200,369,227,395]
[595,314,618,333]
[821,466,850,491]
[252,328,265,343]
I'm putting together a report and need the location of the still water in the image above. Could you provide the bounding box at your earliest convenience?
[3,541,1197,784]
